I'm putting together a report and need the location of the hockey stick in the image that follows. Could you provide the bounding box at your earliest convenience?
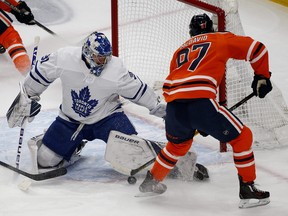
[228,92,255,112]
[0,161,67,181]
[0,0,57,36]
[130,158,155,176]
[33,20,56,36]
[15,118,27,169]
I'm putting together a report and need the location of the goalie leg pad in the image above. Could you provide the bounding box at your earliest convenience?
[105,130,157,175]
[37,143,63,168]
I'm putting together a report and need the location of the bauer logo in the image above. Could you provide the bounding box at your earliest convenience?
[115,135,140,144]
[71,86,98,117]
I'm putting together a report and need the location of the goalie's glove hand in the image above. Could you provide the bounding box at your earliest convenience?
[11,1,35,25]
[251,73,272,98]
[6,84,41,128]
[149,103,166,119]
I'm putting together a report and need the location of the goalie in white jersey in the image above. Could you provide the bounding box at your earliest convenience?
[7,32,208,181]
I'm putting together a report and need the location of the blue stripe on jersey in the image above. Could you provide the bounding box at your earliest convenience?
[34,61,53,84]
[140,83,148,97]
[123,76,147,100]
[29,72,49,87]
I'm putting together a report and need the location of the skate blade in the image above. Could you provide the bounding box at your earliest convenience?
[239,198,270,208]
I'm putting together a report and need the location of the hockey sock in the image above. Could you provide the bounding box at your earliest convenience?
[229,126,256,182]
[151,140,192,181]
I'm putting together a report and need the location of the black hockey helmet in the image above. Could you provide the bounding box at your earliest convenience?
[189,13,214,37]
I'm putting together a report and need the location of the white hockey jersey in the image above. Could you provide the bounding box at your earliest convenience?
[23,46,159,124]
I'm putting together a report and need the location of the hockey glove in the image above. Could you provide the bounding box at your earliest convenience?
[149,103,166,119]
[6,83,41,128]
[11,1,35,25]
[251,74,272,98]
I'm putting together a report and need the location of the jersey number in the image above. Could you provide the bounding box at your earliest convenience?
[176,42,211,71]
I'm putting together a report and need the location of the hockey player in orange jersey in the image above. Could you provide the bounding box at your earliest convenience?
[139,13,272,208]
[0,0,35,75]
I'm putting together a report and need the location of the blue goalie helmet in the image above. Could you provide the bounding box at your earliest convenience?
[82,32,112,76]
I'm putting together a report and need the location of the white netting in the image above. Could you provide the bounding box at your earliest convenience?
[114,0,288,149]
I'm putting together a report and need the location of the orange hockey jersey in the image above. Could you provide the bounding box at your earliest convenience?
[163,32,270,102]
[0,0,18,12]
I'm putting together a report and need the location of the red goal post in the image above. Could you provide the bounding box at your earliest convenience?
[111,0,288,152]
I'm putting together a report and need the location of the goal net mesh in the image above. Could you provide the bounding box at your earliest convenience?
[112,0,288,149]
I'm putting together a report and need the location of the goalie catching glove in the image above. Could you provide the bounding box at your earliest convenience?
[251,73,272,98]
[6,82,41,128]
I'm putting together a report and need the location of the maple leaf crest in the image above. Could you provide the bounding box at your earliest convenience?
[71,86,98,117]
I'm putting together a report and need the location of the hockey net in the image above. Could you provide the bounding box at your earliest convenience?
[111,0,288,151]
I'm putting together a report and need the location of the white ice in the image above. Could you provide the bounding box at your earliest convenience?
[0,0,288,216]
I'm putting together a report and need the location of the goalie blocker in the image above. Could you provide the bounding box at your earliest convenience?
[105,130,209,183]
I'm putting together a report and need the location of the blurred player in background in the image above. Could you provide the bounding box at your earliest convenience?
[0,0,35,75]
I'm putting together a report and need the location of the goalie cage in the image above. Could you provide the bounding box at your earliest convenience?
[111,0,288,151]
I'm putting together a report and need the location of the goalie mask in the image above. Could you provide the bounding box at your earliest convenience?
[189,13,214,37]
[82,32,112,76]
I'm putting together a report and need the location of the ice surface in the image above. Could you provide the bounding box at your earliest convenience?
[0,0,288,216]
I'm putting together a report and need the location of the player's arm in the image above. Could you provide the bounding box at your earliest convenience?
[24,52,60,97]
[0,0,18,12]
[6,52,60,127]
[226,33,272,98]
[118,70,166,118]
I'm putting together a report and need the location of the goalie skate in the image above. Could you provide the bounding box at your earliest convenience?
[238,176,270,208]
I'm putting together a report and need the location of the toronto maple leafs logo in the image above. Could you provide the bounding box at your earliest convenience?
[71,86,98,117]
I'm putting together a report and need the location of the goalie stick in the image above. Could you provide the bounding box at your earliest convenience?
[14,36,40,169]
[0,160,67,181]
[130,158,155,176]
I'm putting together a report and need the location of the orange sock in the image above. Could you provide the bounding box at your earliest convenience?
[151,140,192,181]
[229,125,256,182]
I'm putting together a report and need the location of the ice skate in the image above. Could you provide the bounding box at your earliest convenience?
[238,175,270,208]
[139,171,167,195]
